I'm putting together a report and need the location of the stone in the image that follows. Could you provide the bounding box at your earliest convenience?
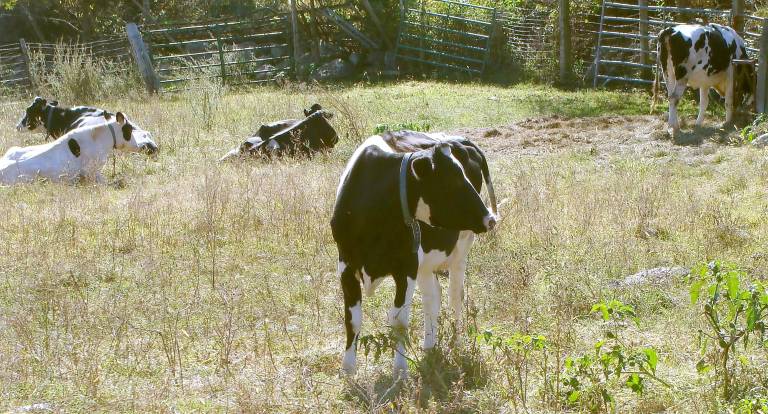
[609,266,689,288]
[310,58,355,81]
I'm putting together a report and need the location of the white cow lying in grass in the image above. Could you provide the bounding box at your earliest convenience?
[0,112,150,185]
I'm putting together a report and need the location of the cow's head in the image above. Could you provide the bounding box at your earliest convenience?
[411,142,495,233]
[304,103,324,117]
[107,112,159,155]
[16,96,52,133]
[304,110,338,151]
[734,63,756,112]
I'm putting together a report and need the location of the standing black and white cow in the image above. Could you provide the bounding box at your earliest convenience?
[654,24,755,135]
[219,104,337,161]
[331,130,497,379]
[15,97,159,154]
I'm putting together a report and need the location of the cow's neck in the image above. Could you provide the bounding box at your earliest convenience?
[81,125,117,167]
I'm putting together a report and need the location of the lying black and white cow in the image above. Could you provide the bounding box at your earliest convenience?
[15,97,159,154]
[219,104,337,161]
[654,24,755,135]
[331,130,498,379]
[2,112,150,185]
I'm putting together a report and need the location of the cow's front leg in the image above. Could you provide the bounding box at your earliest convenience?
[448,258,467,332]
[417,270,440,350]
[696,87,709,127]
[388,273,415,380]
[340,261,362,376]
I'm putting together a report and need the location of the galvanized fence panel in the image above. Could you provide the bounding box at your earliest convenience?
[0,42,32,89]
[591,0,768,89]
[395,0,496,76]
[142,9,291,91]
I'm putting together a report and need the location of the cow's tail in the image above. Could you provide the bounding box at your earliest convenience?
[463,141,498,217]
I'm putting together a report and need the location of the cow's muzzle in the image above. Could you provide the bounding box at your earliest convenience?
[140,142,159,156]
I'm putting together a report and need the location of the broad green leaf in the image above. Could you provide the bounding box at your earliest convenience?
[690,278,704,303]
[696,359,711,374]
[643,348,658,373]
[727,272,739,299]
[568,390,581,403]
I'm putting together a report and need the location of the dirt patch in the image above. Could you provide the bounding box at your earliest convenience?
[453,114,741,162]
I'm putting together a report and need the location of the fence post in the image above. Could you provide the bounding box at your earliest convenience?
[125,23,159,93]
[216,32,226,86]
[361,0,392,49]
[756,19,768,114]
[289,0,303,79]
[638,0,651,80]
[593,0,606,87]
[558,0,572,84]
[18,38,33,89]
[732,0,744,34]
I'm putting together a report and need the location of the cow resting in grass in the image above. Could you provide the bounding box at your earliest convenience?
[654,24,755,136]
[331,130,498,380]
[219,104,337,161]
[15,96,158,155]
[1,112,149,185]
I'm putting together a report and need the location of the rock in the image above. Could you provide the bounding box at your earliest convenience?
[253,64,276,81]
[310,58,355,81]
[348,52,362,67]
[609,266,689,288]
[10,403,54,413]
[751,133,768,147]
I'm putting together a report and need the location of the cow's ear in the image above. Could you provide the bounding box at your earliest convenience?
[50,100,58,106]
[411,155,433,180]
[35,97,46,107]
[103,112,112,120]
[304,109,310,117]
[115,112,126,125]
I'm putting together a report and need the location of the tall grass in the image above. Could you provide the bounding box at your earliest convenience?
[28,43,144,103]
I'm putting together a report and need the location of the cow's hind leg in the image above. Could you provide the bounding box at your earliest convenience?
[668,84,687,135]
[417,270,441,350]
[340,261,362,376]
[724,64,735,128]
[388,274,415,380]
[696,87,709,127]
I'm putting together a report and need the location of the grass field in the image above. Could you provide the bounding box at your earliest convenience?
[1,81,767,413]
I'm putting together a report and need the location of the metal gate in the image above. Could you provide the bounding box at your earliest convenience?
[395,0,496,76]
[593,1,731,87]
[141,9,291,92]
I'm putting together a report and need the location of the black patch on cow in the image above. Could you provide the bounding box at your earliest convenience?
[18,97,112,139]
[68,139,81,157]
[694,33,706,51]
[121,122,134,141]
[697,60,702,65]
[675,65,688,80]
[705,24,734,75]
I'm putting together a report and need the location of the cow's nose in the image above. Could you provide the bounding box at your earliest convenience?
[484,214,497,231]
[140,143,159,155]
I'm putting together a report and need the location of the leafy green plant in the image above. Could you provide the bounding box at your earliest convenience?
[477,329,548,409]
[373,121,432,134]
[738,114,768,144]
[562,300,668,412]
[689,261,768,400]
[736,395,768,414]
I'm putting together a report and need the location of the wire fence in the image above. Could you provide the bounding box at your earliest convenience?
[0,42,31,88]
[498,7,557,81]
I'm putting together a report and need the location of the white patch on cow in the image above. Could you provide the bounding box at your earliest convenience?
[0,120,143,185]
[342,301,362,375]
[336,134,393,199]
[361,268,384,297]
[219,147,241,162]
[448,231,473,323]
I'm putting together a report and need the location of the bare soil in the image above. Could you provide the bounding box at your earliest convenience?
[454,114,742,162]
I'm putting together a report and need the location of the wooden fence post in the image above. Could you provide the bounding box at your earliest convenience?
[558,0,572,84]
[756,19,768,114]
[125,23,159,93]
[18,38,33,89]
[308,0,321,63]
[732,0,744,34]
[289,0,303,79]
[638,0,650,80]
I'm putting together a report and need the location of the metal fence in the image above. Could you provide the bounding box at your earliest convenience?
[499,7,556,80]
[0,41,31,89]
[141,9,291,92]
[591,1,765,87]
[395,0,496,76]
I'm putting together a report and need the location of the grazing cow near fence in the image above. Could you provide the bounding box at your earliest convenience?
[219,104,337,161]
[331,130,498,379]
[2,112,151,185]
[653,23,755,135]
[15,97,158,154]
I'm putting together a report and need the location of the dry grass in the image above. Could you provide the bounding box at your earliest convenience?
[0,81,767,412]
